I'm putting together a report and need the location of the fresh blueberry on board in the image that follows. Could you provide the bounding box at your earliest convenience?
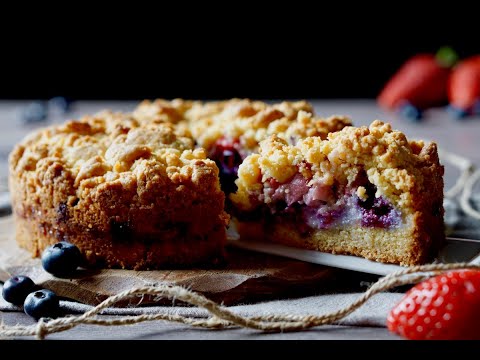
[24,289,59,319]
[48,96,72,113]
[473,100,480,115]
[447,105,469,119]
[41,241,82,277]
[2,275,36,305]
[398,101,423,121]
[21,101,48,124]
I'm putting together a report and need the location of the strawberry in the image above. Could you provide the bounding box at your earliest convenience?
[448,55,480,115]
[387,270,480,340]
[378,49,455,111]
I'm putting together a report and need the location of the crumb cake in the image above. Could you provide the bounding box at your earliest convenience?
[135,98,351,193]
[230,121,444,266]
[9,99,445,269]
[9,111,229,270]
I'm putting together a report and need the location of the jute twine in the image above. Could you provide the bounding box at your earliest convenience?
[0,149,479,340]
[0,262,479,340]
[440,148,480,218]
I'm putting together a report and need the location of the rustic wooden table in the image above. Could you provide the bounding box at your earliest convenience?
[1,100,479,340]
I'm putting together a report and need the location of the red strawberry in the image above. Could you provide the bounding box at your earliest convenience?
[387,270,480,340]
[448,55,480,113]
[378,54,451,110]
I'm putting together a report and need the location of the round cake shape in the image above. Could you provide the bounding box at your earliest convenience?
[9,111,229,270]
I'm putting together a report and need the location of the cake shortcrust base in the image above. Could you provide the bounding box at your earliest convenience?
[15,215,227,270]
[236,218,442,266]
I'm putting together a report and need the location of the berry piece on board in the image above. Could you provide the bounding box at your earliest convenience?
[387,270,480,340]
[41,241,82,277]
[398,101,423,121]
[21,101,48,124]
[24,289,59,319]
[2,275,36,305]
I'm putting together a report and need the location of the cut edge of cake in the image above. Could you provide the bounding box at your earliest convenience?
[230,120,445,266]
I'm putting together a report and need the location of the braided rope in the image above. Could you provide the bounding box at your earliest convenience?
[439,148,480,220]
[439,149,475,199]
[460,169,480,220]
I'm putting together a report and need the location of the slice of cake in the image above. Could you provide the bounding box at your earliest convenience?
[230,120,444,266]
[9,111,229,270]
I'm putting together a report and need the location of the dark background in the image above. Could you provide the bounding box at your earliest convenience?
[1,6,477,101]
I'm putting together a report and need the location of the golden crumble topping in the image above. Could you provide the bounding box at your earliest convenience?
[132,98,197,124]
[131,99,351,156]
[231,120,439,211]
[184,99,350,154]
[10,110,219,195]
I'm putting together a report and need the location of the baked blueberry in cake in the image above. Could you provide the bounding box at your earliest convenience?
[230,121,444,265]
[9,111,229,270]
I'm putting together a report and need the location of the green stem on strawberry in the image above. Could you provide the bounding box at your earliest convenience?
[436,46,458,68]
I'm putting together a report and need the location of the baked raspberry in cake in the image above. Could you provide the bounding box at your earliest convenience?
[134,99,351,193]
[9,111,229,270]
[230,121,444,266]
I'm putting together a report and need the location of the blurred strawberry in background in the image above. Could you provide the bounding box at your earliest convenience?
[377,47,458,120]
[448,55,480,118]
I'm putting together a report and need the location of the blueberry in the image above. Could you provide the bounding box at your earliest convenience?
[398,102,423,122]
[447,105,469,119]
[21,101,48,124]
[48,96,72,114]
[215,155,238,194]
[110,220,133,242]
[210,138,243,194]
[24,289,59,319]
[2,275,36,305]
[41,241,82,277]
[472,100,480,116]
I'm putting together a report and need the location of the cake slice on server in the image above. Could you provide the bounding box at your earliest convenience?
[230,120,444,266]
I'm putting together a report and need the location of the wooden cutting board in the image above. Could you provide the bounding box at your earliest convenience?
[0,216,337,306]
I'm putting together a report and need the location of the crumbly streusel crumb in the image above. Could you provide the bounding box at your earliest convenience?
[10,111,219,192]
[231,120,439,211]
[184,99,317,151]
[133,98,198,124]
[131,99,352,158]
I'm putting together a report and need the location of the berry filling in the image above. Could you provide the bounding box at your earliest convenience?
[209,137,244,194]
[357,183,401,228]
[262,172,401,230]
